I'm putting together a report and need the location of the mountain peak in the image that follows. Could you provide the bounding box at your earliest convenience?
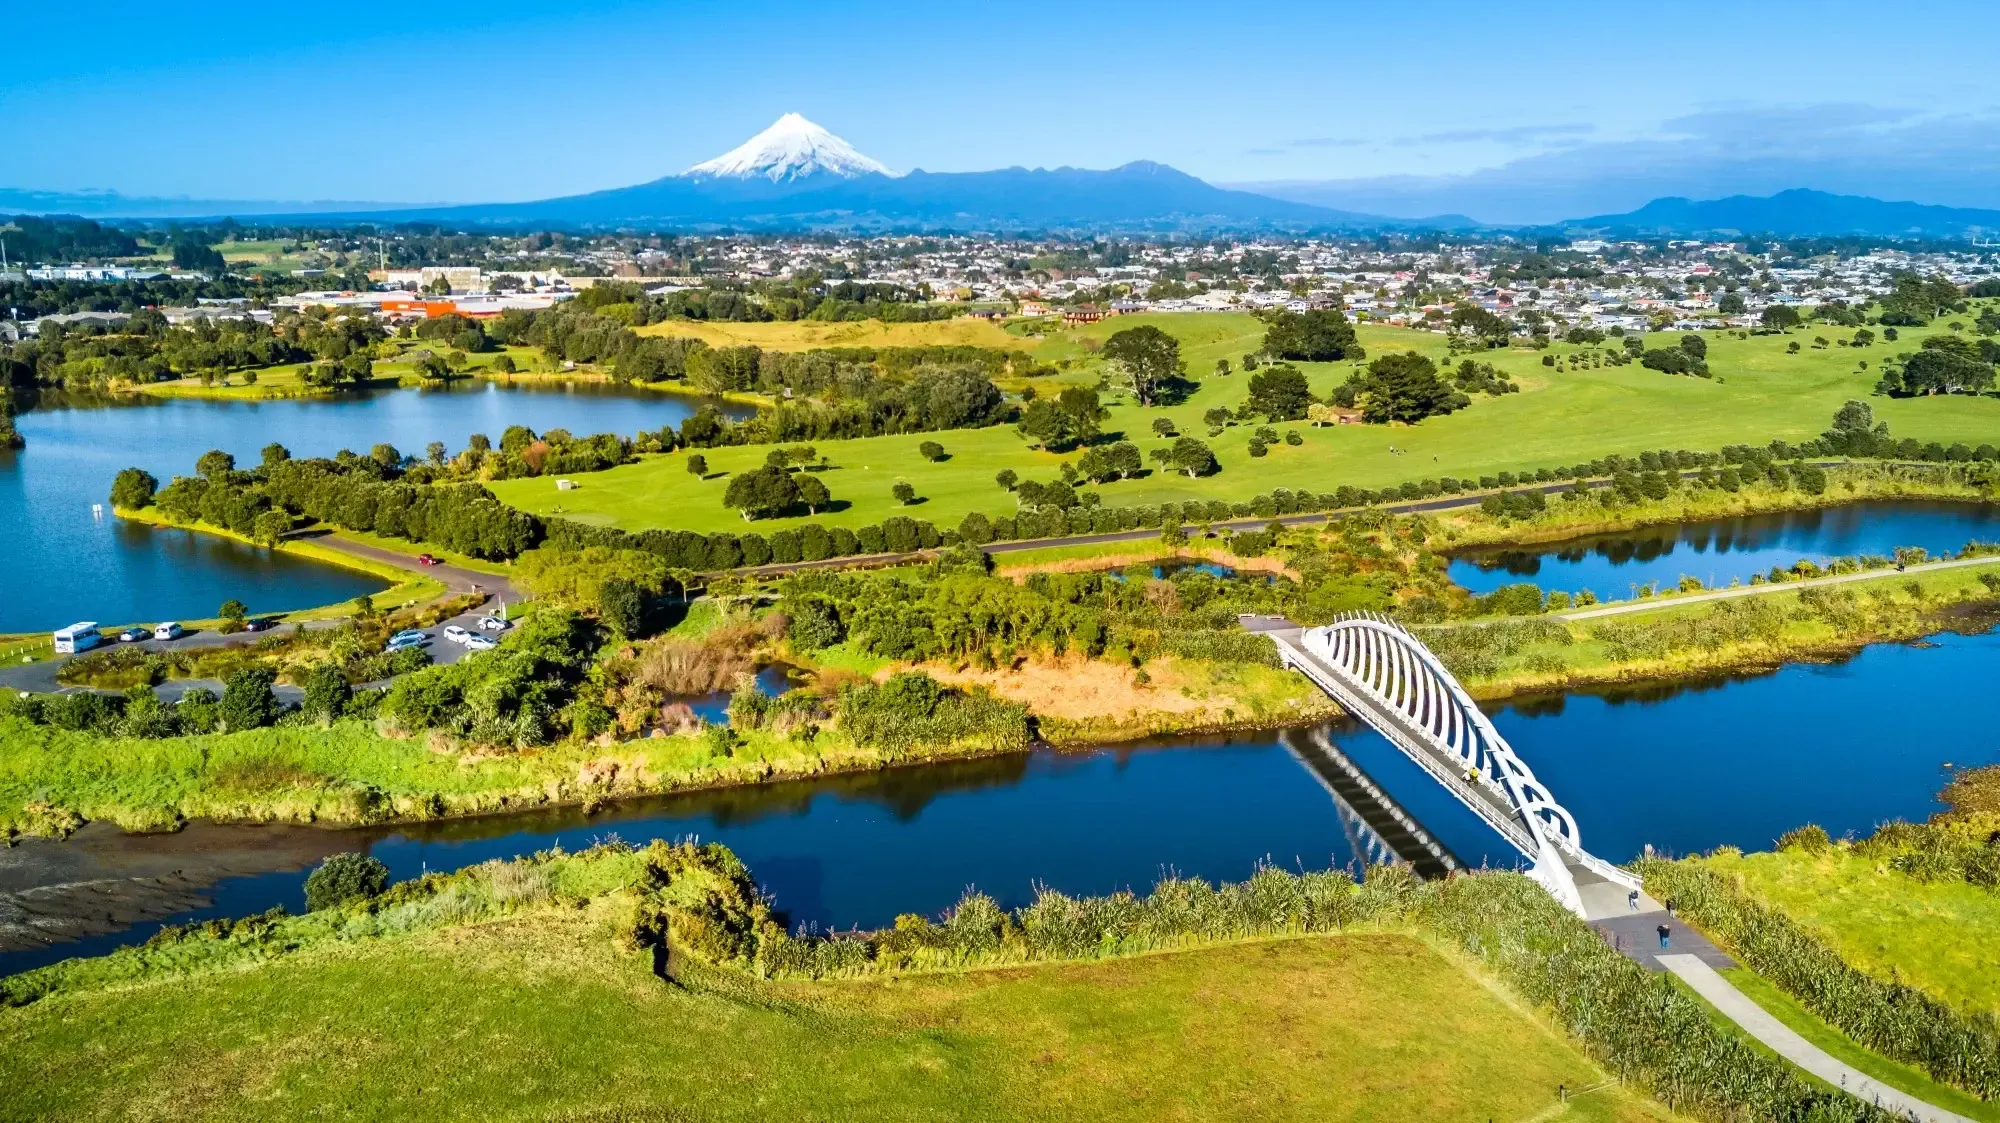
[682,113,893,183]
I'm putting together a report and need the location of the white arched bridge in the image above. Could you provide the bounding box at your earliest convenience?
[1268,612,1640,917]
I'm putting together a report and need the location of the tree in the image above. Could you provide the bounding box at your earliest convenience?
[109,467,158,510]
[919,440,946,462]
[1717,292,1746,315]
[1245,365,1313,421]
[300,663,351,725]
[218,598,248,625]
[169,236,226,273]
[1168,436,1218,478]
[251,509,291,547]
[686,453,709,478]
[1679,334,1707,360]
[722,466,801,520]
[195,449,236,480]
[1017,387,1105,451]
[1448,304,1512,348]
[1760,305,1801,330]
[304,852,390,912]
[217,666,280,732]
[892,481,918,505]
[795,474,830,514]
[995,468,1018,491]
[1056,386,1108,441]
[1101,325,1181,406]
[1262,308,1360,361]
[1151,417,1177,438]
[261,442,292,468]
[1899,341,1995,395]
[1346,352,1465,424]
[598,577,645,637]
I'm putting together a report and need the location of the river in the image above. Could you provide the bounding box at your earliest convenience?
[1,383,748,633]
[7,622,1993,976]
[1449,499,2000,598]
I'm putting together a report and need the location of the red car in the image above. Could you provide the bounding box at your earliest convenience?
[417,554,440,566]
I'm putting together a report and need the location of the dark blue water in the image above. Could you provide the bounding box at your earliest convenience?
[3,384,748,633]
[1449,500,2000,598]
[8,623,1994,975]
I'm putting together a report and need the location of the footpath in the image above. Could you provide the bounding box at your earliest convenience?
[1586,892,1970,1122]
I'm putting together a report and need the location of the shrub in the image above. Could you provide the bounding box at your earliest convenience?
[304,852,390,912]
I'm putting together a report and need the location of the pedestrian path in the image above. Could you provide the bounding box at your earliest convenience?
[1659,953,1974,1123]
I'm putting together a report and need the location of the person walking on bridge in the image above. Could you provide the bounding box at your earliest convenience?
[1627,888,1640,912]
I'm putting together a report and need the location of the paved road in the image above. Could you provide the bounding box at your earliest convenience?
[299,532,517,603]
[1555,553,1997,621]
[1661,953,1973,1123]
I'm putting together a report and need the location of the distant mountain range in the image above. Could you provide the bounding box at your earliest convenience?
[1560,188,2000,239]
[5,118,1999,239]
[377,115,1457,233]
[0,115,1467,235]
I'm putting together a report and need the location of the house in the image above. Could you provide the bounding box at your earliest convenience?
[1018,300,1051,317]
[1062,305,1112,325]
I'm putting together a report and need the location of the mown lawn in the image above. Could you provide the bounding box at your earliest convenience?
[1695,847,2000,1017]
[0,916,1674,1122]
[492,312,2000,535]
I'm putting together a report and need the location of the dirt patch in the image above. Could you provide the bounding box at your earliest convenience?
[918,655,1216,723]
[0,820,357,954]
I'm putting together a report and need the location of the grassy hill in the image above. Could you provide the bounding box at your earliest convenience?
[490,311,2000,535]
[0,903,1671,1122]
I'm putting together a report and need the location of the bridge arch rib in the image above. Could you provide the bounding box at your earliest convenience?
[1272,612,1638,916]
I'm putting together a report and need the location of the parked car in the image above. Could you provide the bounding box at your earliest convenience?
[116,626,150,643]
[476,615,511,632]
[442,625,471,645]
[417,554,440,566]
[462,634,498,652]
[152,622,183,641]
[385,629,429,652]
[244,618,277,632]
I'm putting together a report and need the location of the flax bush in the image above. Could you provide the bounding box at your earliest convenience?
[1640,857,2000,1100]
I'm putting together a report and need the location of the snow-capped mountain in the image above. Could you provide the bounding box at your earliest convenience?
[682,113,894,183]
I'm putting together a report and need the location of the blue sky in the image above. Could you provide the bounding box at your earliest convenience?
[5,0,1999,221]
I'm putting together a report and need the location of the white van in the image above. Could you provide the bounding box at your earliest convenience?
[53,622,102,654]
[153,622,184,641]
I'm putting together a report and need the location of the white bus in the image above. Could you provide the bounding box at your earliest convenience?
[53,622,102,654]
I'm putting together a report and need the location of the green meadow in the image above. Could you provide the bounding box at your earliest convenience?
[0,914,1672,1123]
[489,311,2000,535]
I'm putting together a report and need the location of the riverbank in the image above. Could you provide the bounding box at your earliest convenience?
[1428,555,2000,701]
[1432,462,1994,552]
[115,508,444,620]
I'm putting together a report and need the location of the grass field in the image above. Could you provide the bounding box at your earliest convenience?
[636,316,1033,351]
[0,914,1671,1123]
[1693,848,2000,1018]
[492,311,2000,535]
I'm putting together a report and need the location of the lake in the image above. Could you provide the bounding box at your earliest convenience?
[1449,500,2000,597]
[1,383,747,633]
[8,621,1992,975]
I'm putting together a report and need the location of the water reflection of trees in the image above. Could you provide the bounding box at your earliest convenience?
[381,753,1036,847]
